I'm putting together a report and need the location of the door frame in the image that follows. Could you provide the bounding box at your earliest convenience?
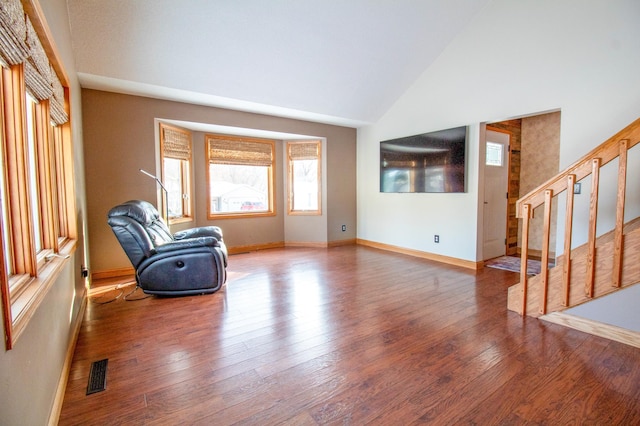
[482,127,511,260]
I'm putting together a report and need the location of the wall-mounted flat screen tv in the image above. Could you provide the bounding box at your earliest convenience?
[380,125,467,193]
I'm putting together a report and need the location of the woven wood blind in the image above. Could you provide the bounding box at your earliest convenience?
[0,0,28,66]
[0,0,68,124]
[50,67,68,124]
[162,125,191,160]
[24,18,52,101]
[208,136,273,167]
[289,142,319,161]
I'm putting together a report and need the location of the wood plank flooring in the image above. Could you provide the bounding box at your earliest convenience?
[58,246,640,425]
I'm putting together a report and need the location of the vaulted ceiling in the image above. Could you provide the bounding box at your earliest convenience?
[67,0,490,127]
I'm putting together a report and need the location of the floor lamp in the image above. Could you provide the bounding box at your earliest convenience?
[139,169,169,222]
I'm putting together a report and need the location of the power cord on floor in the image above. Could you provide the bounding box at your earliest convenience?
[123,284,152,301]
[90,281,136,304]
[90,281,153,303]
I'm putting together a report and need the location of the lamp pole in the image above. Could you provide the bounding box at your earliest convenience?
[139,169,169,222]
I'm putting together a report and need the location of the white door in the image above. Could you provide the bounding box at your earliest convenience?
[483,130,510,260]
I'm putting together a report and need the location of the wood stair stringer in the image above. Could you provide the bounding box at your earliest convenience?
[507,217,640,317]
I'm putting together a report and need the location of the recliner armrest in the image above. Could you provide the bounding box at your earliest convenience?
[173,226,223,241]
[154,236,219,254]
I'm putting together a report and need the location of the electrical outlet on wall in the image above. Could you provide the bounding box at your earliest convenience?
[341,225,346,232]
[434,235,440,243]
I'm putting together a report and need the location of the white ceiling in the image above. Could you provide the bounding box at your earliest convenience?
[67,0,490,128]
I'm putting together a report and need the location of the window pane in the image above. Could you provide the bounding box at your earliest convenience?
[486,142,503,166]
[160,123,192,221]
[292,159,318,211]
[0,145,12,276]
[53,127,68,238]
[209,164,269,213]
[163,158,183,218]
[25,96,42,253]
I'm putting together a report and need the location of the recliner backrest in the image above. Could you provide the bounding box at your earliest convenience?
[107,200,174,268]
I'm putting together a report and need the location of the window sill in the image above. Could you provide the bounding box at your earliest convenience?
[168,216,193,226]
[288,210,322,216]
[5,239,77,349]
[208,210,277,220]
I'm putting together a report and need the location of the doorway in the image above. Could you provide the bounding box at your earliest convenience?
[482,111,561,262]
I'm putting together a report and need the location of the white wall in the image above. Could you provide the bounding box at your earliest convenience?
[357,0,640,262]
[358,123,481,261]
[566,284,640,332]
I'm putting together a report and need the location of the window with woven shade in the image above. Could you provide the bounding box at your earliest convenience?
[287,141,321,214]
[0,0,76,349]
[206,134,275,218]
[160,123,192,222]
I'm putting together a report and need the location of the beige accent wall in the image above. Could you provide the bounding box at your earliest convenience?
[519,111,561,256]
[82,89,357,274]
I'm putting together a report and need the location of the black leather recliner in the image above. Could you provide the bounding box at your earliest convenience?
[107,200,227,296]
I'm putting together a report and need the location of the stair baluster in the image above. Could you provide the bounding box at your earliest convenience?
[585,158,601,298]
[520,204,531,316]
[562,174,576,306]
[612,140,628,288]
[539,190,553,315]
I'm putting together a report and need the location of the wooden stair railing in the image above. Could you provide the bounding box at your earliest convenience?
[509,217,640,317]
[510,118,640,316]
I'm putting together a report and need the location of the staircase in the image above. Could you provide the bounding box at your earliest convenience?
[507,118,640,321]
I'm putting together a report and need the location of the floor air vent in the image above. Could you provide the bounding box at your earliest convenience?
[86,359,108,395]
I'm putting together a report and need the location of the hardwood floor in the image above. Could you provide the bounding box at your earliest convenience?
[58,246,640,425]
